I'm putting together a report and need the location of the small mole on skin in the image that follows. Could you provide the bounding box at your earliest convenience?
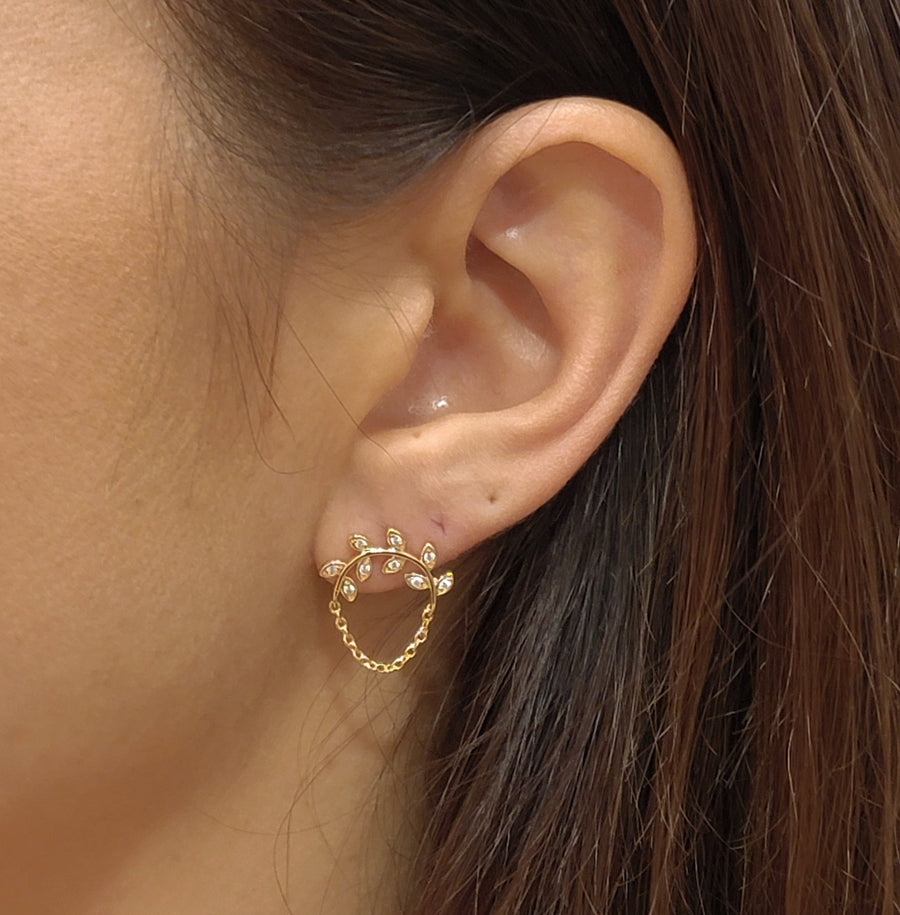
[488,492,499,505]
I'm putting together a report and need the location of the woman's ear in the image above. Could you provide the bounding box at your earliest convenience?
[311,97,696,588]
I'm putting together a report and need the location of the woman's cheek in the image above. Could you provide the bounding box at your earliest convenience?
[0,0,303,822]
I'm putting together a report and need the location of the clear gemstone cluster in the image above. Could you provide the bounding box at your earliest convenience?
[319,528,454,600]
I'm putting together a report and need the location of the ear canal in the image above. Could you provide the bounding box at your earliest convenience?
[364,234,561,432]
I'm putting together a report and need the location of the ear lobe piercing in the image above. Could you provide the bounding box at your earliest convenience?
[319,528,454,673]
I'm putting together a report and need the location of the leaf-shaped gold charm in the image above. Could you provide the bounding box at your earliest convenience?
[382,556,405,574]
[341,579,359,602]
[420,543,437,569]
[356,557,373,582]
[386,528,406,550]
[405,572,429,591]
[436,572,454,596]
[319,560,345,580]
[349,534,370,551]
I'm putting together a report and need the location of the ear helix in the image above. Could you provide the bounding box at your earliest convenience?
[319,527,454,673]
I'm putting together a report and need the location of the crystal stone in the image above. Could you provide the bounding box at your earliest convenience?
[405,572,429,591]
[386,528,406,550]
[319,560,345,580]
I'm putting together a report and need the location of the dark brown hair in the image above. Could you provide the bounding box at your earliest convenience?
[159,2,900,912]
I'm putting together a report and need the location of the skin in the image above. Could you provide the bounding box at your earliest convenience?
[0,2,696,912]
[0,3,382,911]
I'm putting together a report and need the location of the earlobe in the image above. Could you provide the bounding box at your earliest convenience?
[314,98,696,591]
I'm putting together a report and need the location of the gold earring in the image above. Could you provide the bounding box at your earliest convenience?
[319,527,454,673]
